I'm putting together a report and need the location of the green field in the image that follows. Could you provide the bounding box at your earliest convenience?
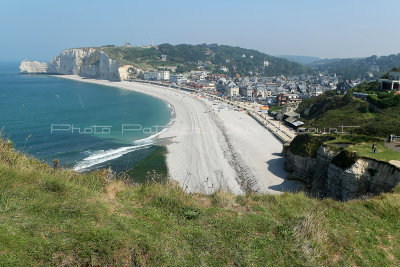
[1,139,400,266]
[347,142,400,162]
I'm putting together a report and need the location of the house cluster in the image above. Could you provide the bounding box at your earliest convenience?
[206,72,342,105]
[140,67,350,106]
[138,61,383,110]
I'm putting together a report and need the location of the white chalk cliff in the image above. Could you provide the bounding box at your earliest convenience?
[283,145,400,200]
[20,48,121,81]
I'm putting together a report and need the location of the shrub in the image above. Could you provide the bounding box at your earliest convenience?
[331,150,359,170]
[358,102,369,113]
[289,134,334,158]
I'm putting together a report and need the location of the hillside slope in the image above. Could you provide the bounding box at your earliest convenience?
[311,53,400,79]
[100,43,311,76]
[296,91,400,137]
[1,139,400,266]
[277,55,320,65]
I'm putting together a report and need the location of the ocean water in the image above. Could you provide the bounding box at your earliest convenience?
[0,62,172,172]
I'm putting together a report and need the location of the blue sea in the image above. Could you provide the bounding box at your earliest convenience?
[0,62,172,172]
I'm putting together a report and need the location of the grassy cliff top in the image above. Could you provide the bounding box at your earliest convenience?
[1,138,400,266]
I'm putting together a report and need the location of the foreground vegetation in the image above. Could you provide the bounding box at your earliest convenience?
[0,139,400,266]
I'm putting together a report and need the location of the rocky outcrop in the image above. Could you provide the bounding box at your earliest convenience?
[19,48,121,81]
[19,60,50,74]
[284,144,400,201]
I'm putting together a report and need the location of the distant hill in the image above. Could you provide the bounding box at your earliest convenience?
[276,55,320,65]
[311,54,400,79]
[100,44,312,76]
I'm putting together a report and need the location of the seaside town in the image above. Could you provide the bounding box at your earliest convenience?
[122,54,393,136]
[4,0,400,265]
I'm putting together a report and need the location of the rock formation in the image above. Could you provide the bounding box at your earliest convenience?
[283,141,400,201]
[19,48,121,81]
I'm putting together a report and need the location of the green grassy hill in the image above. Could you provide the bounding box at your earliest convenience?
[1,139,400,266]
[277,55,321,65]
[100,43,311,76]
[311,53,400,79]
[297,90,400,138]
[296,88,400,163]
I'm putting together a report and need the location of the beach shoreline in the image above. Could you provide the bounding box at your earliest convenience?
[55,75,299,194]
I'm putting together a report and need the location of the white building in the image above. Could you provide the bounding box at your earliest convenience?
[170,74,187,84]
[159,70,170,81]
[143,71,160,81]
[220,66,229,72]
[191,70,208,80]
[143,70,170,81]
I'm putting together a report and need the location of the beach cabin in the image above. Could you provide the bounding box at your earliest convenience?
[283,111,304,130]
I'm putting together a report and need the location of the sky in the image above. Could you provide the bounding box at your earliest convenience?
[1,0,399,61]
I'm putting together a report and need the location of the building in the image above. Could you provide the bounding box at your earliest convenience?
[276,93,301,106]
[239,85,254,98]
[143,70,160,81]
[159,70,170,81]
[200,81,216,92]
[220,66,229,72]
[124,41,132,47]
[283,111,304,130]
[256,88,272,98]
[143,70,170,81]
[229,86,240,97]
[287,94,302,104]
[378,70,400,91]
[336,81,352,95]
[191,71,208,81]
[158,66,177,73]
[225,81,239,97]
[170,74,187,84]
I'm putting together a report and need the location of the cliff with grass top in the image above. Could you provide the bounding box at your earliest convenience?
[1,137,400,265]
[284,134,400,200]
[19,43,311,81]
[285,85,400,200]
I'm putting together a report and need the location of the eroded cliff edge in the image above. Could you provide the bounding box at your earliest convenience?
[283,134,400,201]
[19,48,121,81]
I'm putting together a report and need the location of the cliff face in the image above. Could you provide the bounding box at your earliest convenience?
[284,145,400,200]
[19,48,121,81]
